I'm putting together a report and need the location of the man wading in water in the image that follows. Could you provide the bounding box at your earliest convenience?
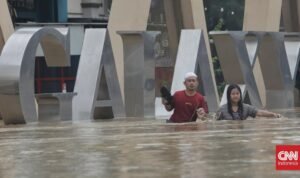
[162,72,208,123]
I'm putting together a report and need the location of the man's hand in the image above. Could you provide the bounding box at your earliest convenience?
[196,108,206,120]
[162,98,168,105]
[162,98,172,111]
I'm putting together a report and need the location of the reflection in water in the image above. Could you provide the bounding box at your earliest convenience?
[0,115,300,178]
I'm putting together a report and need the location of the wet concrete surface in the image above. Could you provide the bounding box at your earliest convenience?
[0,114,300,178]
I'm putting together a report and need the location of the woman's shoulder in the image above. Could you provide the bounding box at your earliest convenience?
[220,103,228,108]
[242,103,258,113]
[218,104,228,111]
[242,103,251,107]
[242,103,257,109]
[216,104,230,120]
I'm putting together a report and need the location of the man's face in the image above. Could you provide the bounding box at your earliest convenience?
[184,77,198,91]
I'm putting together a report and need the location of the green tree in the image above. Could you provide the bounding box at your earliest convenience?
[204,0,245,31]
[204,0,245,96]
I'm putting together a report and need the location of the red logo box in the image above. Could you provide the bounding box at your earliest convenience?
[276,145,300,170]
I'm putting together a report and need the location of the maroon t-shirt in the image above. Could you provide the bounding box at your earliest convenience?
[169,90,208,123]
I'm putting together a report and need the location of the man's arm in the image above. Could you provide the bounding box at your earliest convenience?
[201,96,209,113]
[196,108,206,120]
[162,98,174,111]
[196,96,208,120]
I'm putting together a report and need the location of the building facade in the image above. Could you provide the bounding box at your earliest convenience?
[7,0,111,93]
[3,0,300,103]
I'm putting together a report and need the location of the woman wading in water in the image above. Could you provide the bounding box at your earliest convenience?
[217,84,281,120]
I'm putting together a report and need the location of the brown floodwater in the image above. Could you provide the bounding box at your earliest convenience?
[0,111,300,178]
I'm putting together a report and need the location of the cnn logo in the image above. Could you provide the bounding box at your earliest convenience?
[278,151,298,161]
[276,145,300,170]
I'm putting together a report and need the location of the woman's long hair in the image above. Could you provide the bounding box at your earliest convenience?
[226,84,244,119]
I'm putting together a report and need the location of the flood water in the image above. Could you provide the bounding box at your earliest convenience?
[0,111,300,178]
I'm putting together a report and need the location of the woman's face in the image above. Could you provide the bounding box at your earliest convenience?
[230,88,241,103]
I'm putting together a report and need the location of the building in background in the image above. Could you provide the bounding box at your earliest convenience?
[5,0,300,98]
[69,0,111,21]
[8,0,68,22]
[7,0,112,93]
[8,0,112,22]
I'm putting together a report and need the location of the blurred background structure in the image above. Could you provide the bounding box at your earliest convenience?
[2,0,300,107]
